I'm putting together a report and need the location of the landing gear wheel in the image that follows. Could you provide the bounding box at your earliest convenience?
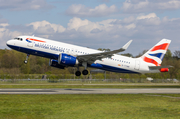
[75,71,81,76]
[24,54,30,64]
[24,60,28,64]
[82,69,88,75]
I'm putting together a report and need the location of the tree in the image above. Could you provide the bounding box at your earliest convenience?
[121,53,133,57]
[164,49,172,60]
[135,50,148,58]
[173,50,180,59]
[98,48,111,51]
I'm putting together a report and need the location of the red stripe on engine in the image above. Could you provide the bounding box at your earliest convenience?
[151,43,169,51]
[143,57,160,66]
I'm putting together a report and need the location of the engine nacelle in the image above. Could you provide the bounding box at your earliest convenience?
[49,59,65,69]
[58,53,78,66]
[160,68,169,72]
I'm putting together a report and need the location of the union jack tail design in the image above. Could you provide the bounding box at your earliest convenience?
[141,39,171,66]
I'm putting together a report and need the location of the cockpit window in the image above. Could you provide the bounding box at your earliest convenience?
[14,38,23,41]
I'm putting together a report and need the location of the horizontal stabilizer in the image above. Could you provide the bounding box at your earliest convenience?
[149,65,173,70]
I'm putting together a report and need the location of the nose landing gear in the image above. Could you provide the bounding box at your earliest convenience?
[24,54,30,64]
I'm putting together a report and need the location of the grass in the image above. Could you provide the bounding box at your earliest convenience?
[0,94,180,119]
[0,83,180,89]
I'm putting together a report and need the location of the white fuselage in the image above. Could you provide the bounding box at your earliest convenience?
[6,36,160,74]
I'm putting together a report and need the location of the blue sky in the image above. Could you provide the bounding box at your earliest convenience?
[0,0,180,56]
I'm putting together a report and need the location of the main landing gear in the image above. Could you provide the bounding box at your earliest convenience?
[75,62,89,76]
[24,54,30,64]
[82,69,88,75]
[75,69,89,76]
[75,70,81,76]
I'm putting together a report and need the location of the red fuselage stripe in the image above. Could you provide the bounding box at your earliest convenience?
[27,38,46,43]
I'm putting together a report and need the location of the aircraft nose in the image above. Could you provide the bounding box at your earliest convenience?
[6,40,14,47]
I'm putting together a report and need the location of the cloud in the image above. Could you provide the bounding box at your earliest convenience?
[1,13,180,55]
[0,0,54,11]
[0,23,22,48]
[137,13,157,19]
[90,28,102,33]
[122,0,180,13]
[27,20,66,35]
[136,13,161,25]
[65,4,118,17]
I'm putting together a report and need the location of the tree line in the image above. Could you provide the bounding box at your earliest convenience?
[0,48,180,79]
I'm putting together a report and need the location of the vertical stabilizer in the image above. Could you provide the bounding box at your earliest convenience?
[141,39,171,66]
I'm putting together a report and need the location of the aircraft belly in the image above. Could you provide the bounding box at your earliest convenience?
[93,60,139,74]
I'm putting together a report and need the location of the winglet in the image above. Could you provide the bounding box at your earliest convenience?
[122,40,133,50]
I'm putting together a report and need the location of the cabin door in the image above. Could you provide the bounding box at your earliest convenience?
[134,60,140,70]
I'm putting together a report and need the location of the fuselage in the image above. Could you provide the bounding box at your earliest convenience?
[6,36,161,74]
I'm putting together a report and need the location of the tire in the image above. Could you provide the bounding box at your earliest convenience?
[82,69,88,75]
[24,60,28,64]
[75,71,81,76]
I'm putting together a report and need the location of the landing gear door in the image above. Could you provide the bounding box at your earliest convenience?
[27,42,33,47]
[134,60,140,70]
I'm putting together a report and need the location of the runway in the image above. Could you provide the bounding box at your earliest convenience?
[0,88,180,94]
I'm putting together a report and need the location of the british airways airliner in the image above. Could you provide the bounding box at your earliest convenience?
[6,36,172,76]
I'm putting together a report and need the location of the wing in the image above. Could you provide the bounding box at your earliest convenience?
[77,40,132,64]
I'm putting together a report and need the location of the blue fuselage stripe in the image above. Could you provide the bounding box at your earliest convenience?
[90,63,138,73]
[8,44,139,74]
[7,44,59,59]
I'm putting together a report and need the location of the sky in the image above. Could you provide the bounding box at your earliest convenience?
[0,0,180,56]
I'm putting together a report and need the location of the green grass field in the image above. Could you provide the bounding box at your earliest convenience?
[0,94,180,119]
[0,83,180,119]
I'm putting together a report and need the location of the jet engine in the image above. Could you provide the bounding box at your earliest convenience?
[58,53,79,66]
[49,59,65,69]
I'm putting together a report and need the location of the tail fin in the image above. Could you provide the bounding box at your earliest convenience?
[141,39,171,66]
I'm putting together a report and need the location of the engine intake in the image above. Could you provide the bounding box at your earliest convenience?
[58,53,78,66]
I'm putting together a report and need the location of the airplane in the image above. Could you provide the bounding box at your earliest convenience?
[6,36,172,76]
